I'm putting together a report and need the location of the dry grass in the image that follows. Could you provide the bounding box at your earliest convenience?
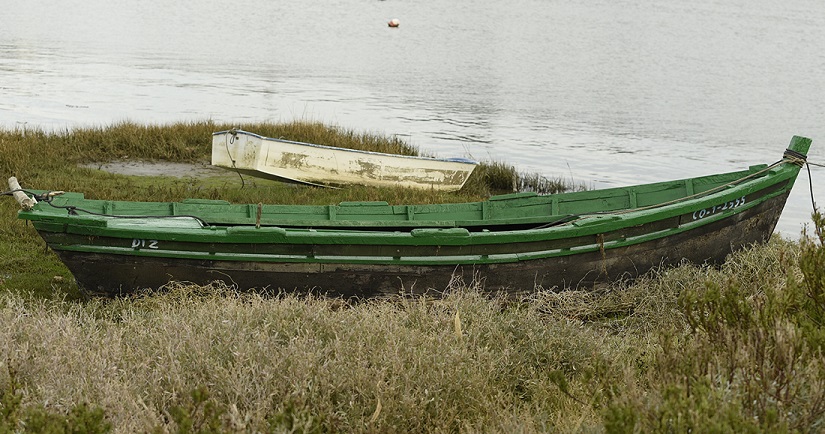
[0,284,622,433]
[1,122,824,432]
[1,236,824,432]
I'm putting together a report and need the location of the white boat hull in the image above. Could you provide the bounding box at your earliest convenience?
[211,130,478,191]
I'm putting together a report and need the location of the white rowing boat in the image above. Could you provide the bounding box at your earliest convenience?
[211,130,478,190]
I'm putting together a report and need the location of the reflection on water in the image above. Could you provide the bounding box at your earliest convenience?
[1,0,824,236]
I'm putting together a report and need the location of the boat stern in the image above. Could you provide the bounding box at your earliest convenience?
[211,130,263,172]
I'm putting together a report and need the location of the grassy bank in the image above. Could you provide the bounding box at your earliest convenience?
[1,122,824,432]
[1,233,824,433]
[0,121,578,300]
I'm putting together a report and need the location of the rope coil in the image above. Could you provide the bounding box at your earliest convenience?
[783,148,808,166]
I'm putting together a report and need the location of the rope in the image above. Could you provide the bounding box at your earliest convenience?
[803,161,822,241]
[1,188,24,197]
[568,152,822,241]
[5,188,210,227]
[806,163,818,212]
[797,160,824,227]
[587,156,796,217]
[226,129,245,188]
[1,188,63,201]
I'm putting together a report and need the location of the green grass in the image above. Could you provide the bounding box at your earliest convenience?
[0,120,578,299]
[1,122,824,432]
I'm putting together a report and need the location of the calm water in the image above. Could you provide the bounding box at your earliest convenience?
[2,0,824,236]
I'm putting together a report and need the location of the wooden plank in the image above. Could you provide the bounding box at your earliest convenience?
[685,178,695,196]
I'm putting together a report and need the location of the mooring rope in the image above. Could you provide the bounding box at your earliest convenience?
[784,151,822,216]
[2,188,210,226]
[806,161,823,241]
[800,158,823,240]
[2,188,30,196]
[574,153,822,241]
[586,156,796,217]
[226,128,246,188]
[1,188,62,202]
[806,162,818,211]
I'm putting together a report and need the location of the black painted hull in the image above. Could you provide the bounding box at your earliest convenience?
[51,192,789,298]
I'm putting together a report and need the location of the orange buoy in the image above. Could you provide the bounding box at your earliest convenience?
[388,18,400,28]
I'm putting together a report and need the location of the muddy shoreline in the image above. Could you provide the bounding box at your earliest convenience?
[81,160,228,178]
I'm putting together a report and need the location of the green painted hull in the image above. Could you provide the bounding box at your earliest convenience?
[13,137,812,297]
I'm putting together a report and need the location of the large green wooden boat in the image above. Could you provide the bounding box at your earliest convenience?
[6,136,811,297]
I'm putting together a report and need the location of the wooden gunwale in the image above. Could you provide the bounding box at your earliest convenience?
[26,165,795,250]
[24,162,786,232]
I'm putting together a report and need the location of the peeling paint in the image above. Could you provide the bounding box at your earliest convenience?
[211,130,478,191]
[278,152,309,168]
[353,159,381,178]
